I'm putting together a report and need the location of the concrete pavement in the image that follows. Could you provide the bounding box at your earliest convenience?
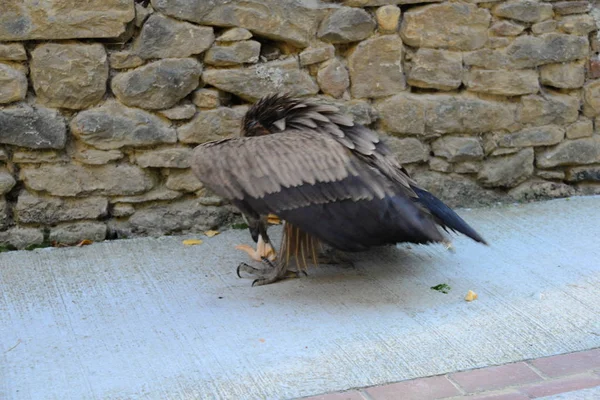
[1,196,599,400]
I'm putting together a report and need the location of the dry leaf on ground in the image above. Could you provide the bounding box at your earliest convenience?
[204,230,220,237]
[182,239,203,246]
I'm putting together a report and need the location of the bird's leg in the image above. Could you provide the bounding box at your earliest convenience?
[235,236,276,262]
[237,224,318,286]
[235,214,276,262]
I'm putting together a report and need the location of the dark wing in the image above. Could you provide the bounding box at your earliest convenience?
[411,186,487,244]
[313,109,486,245]
[191,130,446,251]
[192,130,399,205]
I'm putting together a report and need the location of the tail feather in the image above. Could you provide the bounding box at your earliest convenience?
[412,186,488,245]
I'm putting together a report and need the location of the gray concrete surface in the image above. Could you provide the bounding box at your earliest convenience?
[1,196,599,400]
[540,386,600,400]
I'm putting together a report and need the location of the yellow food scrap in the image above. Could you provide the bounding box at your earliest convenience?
[204,230,220,237]
[443,241,456,253]
[267,213,281,225]
[465,290,478,302]
[183,239,203,246]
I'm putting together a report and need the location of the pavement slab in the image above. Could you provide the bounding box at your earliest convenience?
[1,196,599,400]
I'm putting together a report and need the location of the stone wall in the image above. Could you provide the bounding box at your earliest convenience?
[1,0,599,248]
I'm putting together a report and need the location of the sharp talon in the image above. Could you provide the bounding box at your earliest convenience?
[236,252,302,286]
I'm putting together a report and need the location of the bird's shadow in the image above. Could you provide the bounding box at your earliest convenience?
[231,244,459,311]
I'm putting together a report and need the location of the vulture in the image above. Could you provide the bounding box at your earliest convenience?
[191,94,487,286]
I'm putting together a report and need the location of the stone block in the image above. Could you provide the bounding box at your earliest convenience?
[376,5,401,33]
[71,100,177,149]
[134,148,192,169]
[0,227,44,250]
[49,222,107,244]
[30,43,108,109]
[178,106,248,144]
[540,61,585,89]
[499,125,564,147]
[204,41,261,66]
[15,191,108,225]
[0,0,134,40]
[431,136,484,162]
[111,58,202,110]
[408,49,462,91]
[464,69,539,96]
[492,0,554,23]
[0,63,26,104]
[133,13,214,59]
[0,43,26,61]
[0,104,66,149]
[317,58,349,98]
[20,163,155,197]
[0,168,16,195]
[519,93,579,126]
[536,137,600,168]
[299,44,335,66]
[400,3,490,51]
[202,58,318,101]
[385,137,429,164]
[317,7,375,44]
[478,148,534,188]
[348,35,406,98]
[151,0,329,47]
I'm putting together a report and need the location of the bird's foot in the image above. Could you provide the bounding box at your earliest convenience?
[235,237,276,262]
[237,258,306,286]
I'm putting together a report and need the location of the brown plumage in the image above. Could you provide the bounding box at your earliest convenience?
[191,94,487,286]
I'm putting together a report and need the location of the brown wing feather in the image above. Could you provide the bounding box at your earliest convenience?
[252,95,418,196]
[191,130,394,208]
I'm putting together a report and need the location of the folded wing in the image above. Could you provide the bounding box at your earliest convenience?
[192,130,447,251]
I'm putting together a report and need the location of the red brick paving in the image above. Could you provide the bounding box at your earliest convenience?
[519,373,600,398]
[364,375,460,400]
[298,348,600,400]
[302,391,364,400]
[451,391,529,400]
[529,348,600,378]
[449,362,542,393]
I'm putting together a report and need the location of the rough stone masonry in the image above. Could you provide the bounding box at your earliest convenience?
[1,0,600,248]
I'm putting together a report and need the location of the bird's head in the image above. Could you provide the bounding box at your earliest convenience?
[241,94,305,137]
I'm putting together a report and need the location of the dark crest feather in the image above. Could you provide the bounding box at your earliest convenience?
[242,94,348,137]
